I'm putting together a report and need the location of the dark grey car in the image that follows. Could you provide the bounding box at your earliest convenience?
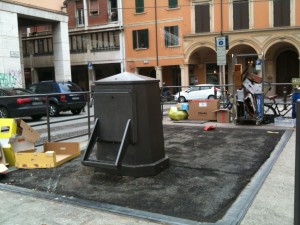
[0,88,47,120]
[28,81,86,117]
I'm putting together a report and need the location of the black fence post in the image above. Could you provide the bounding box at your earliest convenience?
[283,86,287,110]
[295,100,300,225]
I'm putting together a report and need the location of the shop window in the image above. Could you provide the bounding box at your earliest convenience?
[195,3,210,33]
[233,0,249,30]
[164,26,179,47]
[132,29,148,49]
[135,0,144,13]
[274,0,290,27]
[206,63,219,85]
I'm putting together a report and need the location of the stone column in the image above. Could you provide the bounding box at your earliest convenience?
[0,11,22,87]
[52,21,71,81]
[155,66,162,86]
[88,63,95,91]
[299,57,300,78]
[134,67,139,74]
[19,28,25,88]
[180,64,189,90]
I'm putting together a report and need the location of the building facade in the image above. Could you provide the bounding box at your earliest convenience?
[4,0,300,96]
[21,0,123,90]
[0,0,70,88]
[125,0,300,95]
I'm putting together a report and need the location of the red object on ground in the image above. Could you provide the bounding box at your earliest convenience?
[203,125,215,131]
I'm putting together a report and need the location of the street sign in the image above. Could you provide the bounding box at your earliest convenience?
[88,62,93,70]
[256,59,262,71]
[216,36,227,65]
[216,36,226,47]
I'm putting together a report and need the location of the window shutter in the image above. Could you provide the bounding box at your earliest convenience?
[195,4,210,33]
[132,31,137,49]
[164,27,169,46]
[169,0,177,8]
[136,0,144,13]
[174,26,179,45]
[274,0,290,27]
[144,29,149,48]
[233,0,249,30]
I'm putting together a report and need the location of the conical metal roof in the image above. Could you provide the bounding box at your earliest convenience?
[94,72,159,84]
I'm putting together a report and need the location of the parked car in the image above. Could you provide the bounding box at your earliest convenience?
[174,84,222,103]
[28,81,86,117]
[0,88,47,120]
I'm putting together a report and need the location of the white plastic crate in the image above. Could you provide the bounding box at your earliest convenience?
[274,117,296,127]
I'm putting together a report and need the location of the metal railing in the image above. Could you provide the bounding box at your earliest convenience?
[0,91,94,146]
[160,82,296,118]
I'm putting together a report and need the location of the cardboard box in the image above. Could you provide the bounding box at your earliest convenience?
[237,89,244,101]
[15,119,40,143]
[0,145,7,165]
[0,163,8,174]
[15,142,80,169]
[215,109,231,123]
[234,64,242,88]
[246,72,262,83]
[188,100,220,121]
[243,78,262,94]
[9,119,40,153]
[9,136,36,153]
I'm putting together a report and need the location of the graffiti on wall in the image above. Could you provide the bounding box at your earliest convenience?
[0,69,23,88]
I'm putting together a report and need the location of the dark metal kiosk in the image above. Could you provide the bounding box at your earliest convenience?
[82,72,169,177]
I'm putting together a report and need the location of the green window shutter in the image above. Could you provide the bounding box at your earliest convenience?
[132,30,137,49]
[169,0,177,8]
[164,27,169,46]
[143,29,149,48]
[174,26,179,45]
[136,0,144,13]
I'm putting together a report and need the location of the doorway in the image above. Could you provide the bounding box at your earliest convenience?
[276,50,299,95]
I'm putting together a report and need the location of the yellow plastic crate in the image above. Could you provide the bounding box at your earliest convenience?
[0,119,17,139]
[2,144,15,166]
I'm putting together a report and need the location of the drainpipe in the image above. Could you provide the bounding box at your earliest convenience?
[220,0,223,35]
[155,0,159,68]
[83,0,88,29]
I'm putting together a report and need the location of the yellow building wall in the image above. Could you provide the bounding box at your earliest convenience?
[10,0,63,12]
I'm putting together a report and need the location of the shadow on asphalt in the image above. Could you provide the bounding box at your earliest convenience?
[0,124,286,223]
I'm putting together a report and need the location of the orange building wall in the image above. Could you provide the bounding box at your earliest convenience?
[214,0,230,32]
[296,0,300,26]
[253,1,269,28]
[123,0,191,71]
